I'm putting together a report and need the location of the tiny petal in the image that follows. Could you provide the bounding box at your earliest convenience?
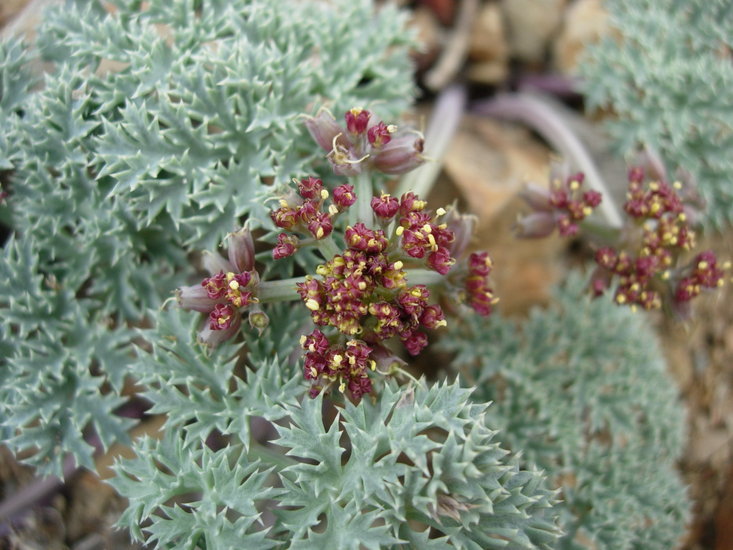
[332,184,357,208]
[345,108,371,134]
[297,176,323,200]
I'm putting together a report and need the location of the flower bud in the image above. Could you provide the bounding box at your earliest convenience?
[514,212,556,239]
[372,131,425,175]
[304,108,348,152]
[198,313,241,348]
[519,182,553,212]
[248,307,270,334]
[202,250,232,276]
[176,284,220,313]
[227,226,255,273]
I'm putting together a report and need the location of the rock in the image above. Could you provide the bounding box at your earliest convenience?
[468,3,509,84]
[442,116,566,314]
[502,0,566,64]
[409,6,442,72]
[0,0,31,28]
[553,0,611,74]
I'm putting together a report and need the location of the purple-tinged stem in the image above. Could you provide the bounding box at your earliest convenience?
[475,92,624,229]
[0,454,77,523]
[397,84,467,199]
[518,73,582,98]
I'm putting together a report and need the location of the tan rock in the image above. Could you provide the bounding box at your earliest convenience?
[467,60,509,85]
[469,2,508,63]
[408,5,442,71]
[553,0,611,74]
[443,116,565,314]
[502,0,566,64]
[468,3,509,84]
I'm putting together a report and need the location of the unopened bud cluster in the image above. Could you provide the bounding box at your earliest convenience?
[304,107,425,176]
[592,168,728,310]
[176,228,260,346]
[517,170,602,238]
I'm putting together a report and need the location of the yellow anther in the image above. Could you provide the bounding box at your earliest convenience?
[673,181,683,189]
[350,107,363,116]
[279,199,289,208]
[631,305,638,313]
[339,380,346,393]
[229,280,240,290]
[650,203,661,214]
[226,272,235,281]
[569,180,580,190]
[320,189,329,200]
[649,182,659,191]
[616,294,627,304]
[393,261,404,270]
[310,367,318,378]
[436,207,446,216]
[387,124,397,133]
[630,283,640,292]
[698,261,709,270]
[678,213,686,222]
[582,206,593,217]
[357,281,367,290]
[370,360,376,371]
[316,264,329,276]
[328,204,339,216]
[332,354,343,365]
[661,271,670,280]
[315,227,325,239]
[723,261,731,270]
[395,226,405,236]
[299,335,307,346]
[427,234,437,250]
[305,299,320,311]
[435,319,448,328]
[422,224,432,234]
[437,223,447,230]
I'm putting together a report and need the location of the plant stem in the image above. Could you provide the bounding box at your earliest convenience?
[406,268,445,287]
[352,171,374,226]
[257,277,306,302]
[396,84,466,199]
[317,235,341,259]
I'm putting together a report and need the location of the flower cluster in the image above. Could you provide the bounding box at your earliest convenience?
[176,227,260,346]
[464,252,498,316]
[517,169,602,238]
[290,192,461,398]
[592,168,728,311]
[304,107,426,176]
[300,330,375,399]
[270,176,356,258]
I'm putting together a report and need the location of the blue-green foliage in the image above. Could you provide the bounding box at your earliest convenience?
[0,0,416,475]
[113,306,562,548]
[441,277,690,549]
[580,0,733,227]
